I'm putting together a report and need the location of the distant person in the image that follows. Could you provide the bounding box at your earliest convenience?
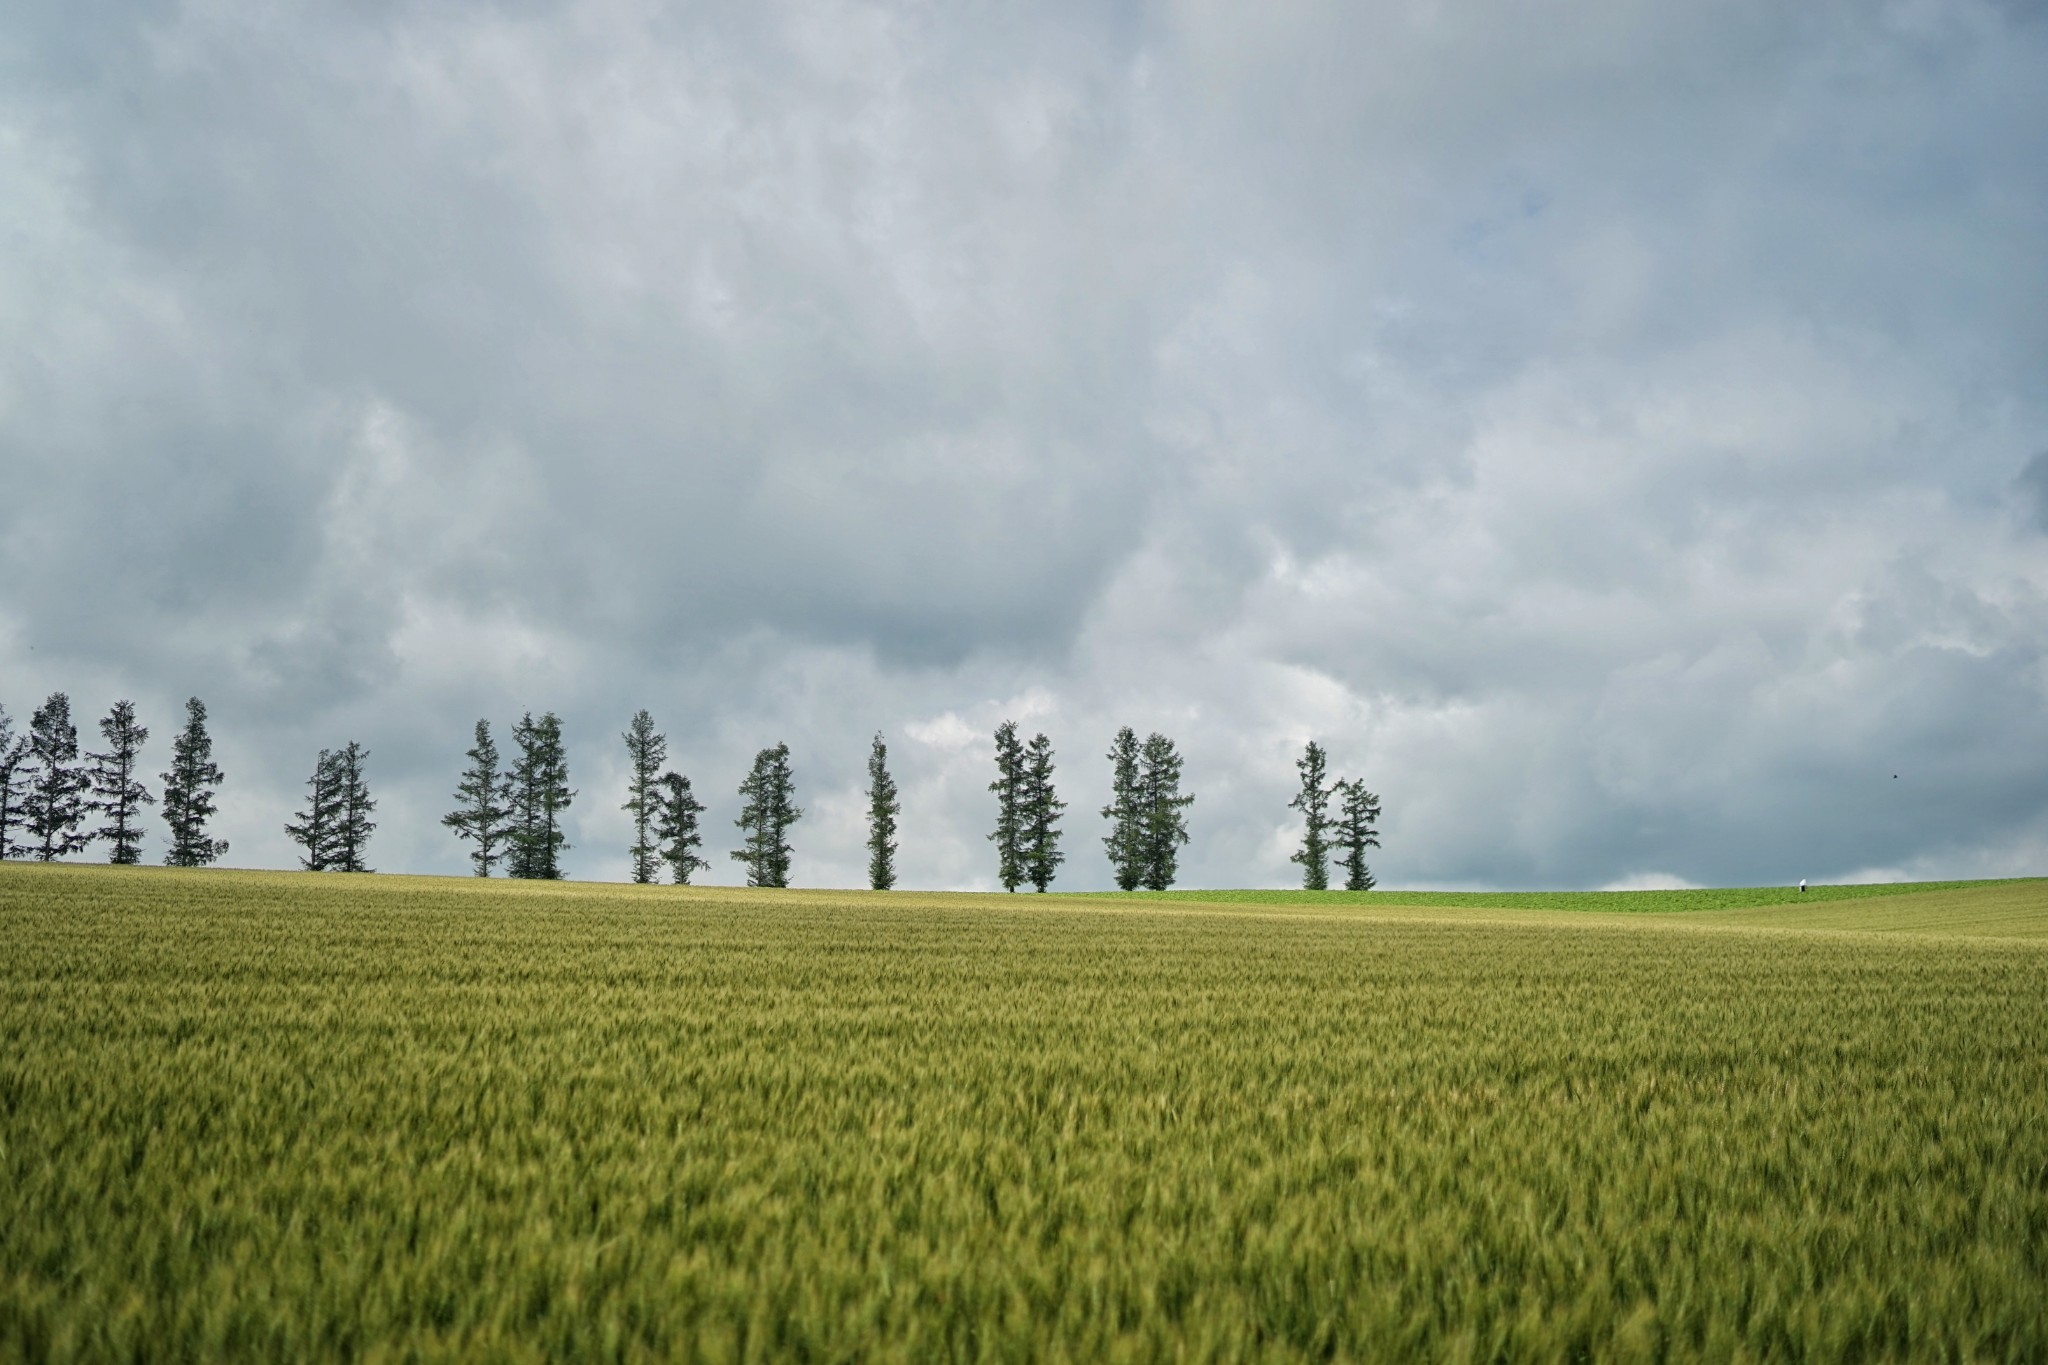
[1799,878,1807,894]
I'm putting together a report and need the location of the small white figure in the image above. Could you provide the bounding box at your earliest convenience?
[1798,878,1807,894]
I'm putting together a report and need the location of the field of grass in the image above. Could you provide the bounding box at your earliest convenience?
[3,863,2045,1360]
[1083,876,2041,915]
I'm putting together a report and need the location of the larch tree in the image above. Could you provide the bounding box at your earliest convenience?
[24,693,90,862]
[1334,779,1382,892]
[731,742,800,888]
[866,732,899,892]
[622,709,668,884]
[1136,732,1194,891]
[0,702,33,861]
[655,771,709,885]
[161,697,228,868]
[1100,726,1143,891]
[1020,731,1065,893]
[87,700,153,865]
[1288,740,1334,891]
[505,711,574,880]
[325,742,375,873]
[987,720,1026,892]
[284,749,342,870]
[442,720,510,876]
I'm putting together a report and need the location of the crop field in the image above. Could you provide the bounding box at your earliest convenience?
[3,864,2045,1361]
[1090,877,2040,915]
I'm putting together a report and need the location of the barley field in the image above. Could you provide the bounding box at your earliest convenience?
[1090,878,2039,916]
[3,864,2044,1361]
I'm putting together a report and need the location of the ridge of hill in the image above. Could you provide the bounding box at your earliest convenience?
[1083,876,2038,913]
[1074,877,2048,938]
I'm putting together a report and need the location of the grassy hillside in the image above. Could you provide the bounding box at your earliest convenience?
[1693,879,2048,937]
[1082,876,2043,915]
[3,864,2045,1360]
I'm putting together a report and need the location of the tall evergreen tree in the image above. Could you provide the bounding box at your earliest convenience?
[505,711,574,879]
[1334,779,1382,892]
[442,720,510,876]
[622,710,668,884]
[327,742,376,873]
[284,749,343,871]
[161,697,228,867]
[1100,726,1143,891]
[656,771,709,885]
[1288,740,1334,891]
[0,702,32,861]
[1136,732,1194,891]
[1020,731,1065,893]
[87,700,153,865]
[987,720,1026,892]
[24,693,90,862]
[731,742,801,888]
[866,732,899,892]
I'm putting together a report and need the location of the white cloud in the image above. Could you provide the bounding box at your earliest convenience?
[2,0,2044,889]
[904,712,978,752]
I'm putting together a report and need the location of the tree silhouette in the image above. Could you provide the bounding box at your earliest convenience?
[1334,779,1381,892]
[732,743,801,888]
[161,698,228,868]
[866,732,899,892]
[622,710,669,884]
[328,742,376,873]
[284,749,342,871]
[24,693,89,862]
[442,720,510,876]
[656,771,710,885]
[988,720,1026,892]
[1100,727,1143,891]
[87,700,153,865]
[1136,732,1194,891]
[0,702,34,861]
[506,711,574,879]
[1288,740,1333,891]
[1020,731,1065,893]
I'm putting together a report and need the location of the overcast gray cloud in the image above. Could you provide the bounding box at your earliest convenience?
[4,0,2045,890]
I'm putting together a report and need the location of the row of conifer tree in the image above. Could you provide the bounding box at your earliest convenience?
[0,694,227,867]
[0,694,1381,890]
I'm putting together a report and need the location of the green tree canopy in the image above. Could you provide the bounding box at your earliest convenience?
[657,771,710,885]
[24,692,89,862]
[284,748,342,871]
[329,742,376,874]
[442,720,510,876]
[988,721,1027,892]
[87,700,152,865]
[161,697,227,868]
[1136,732,1194,891]
[1288,740,1333,891]
[622,710,668,884]
[1100,726,1143,891]
[732,743,801,889]
[866,732,899,892]
[506,711,574,880]
[1334,779,1382,892]
[0,703,28,861]
[1021,731,1065,893]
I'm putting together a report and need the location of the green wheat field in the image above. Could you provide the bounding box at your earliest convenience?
[3,864,2045,1361]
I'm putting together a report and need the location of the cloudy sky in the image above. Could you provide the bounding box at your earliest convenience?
[4,0,2046,890]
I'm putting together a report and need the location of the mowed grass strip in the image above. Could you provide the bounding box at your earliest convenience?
[2,863,2045,1362]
